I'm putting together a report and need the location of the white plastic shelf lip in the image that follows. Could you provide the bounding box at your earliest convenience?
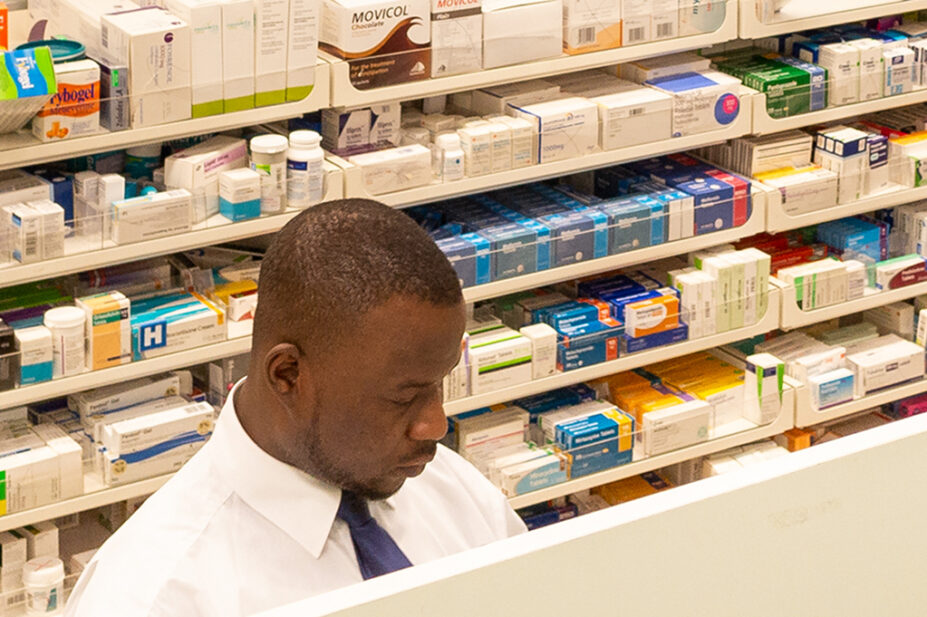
[0,162,343,290]
[324,6,738,107]
[738,0,927,39]
[0,474,173,534]
[344,100,755,209]
[751,87,927,135]
[765,184,927,234]
[0,61,330,171]
[792,378,927,428]
[0,338,252,410]
[444,285,781,415]
[507,383,794,508]
[778,278,927,330]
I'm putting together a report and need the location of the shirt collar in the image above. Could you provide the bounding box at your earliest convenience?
[210,378,341,559]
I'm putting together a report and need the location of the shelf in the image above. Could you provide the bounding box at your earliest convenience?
[751,87,927,135]
[0,473,172,534]
[462,187,766,303]
[507,381,795,508]
[0,60,330,171]
[0,163,343,290]
[763,181,927,233]
[792,376,927,427]
[738,0,927,39]
[0,338,251,409]
[444,285,781,415]
[776,277,927,330]
[341,97,755,208]
[324,5,739,107]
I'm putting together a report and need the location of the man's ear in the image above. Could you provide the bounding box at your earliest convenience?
[263,343,302,396]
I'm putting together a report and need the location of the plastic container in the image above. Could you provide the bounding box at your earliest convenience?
[250,134,289,214]
[125,143,163,180]
[23,557,65,616]
[286,130,324,209]
[43,307,86,378]
[16,39,86,63]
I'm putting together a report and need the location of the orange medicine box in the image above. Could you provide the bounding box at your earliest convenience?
[75,292,131,370]
[33,60,101,142]
[623,290,680,338]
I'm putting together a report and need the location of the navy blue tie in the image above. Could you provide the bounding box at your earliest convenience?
[337,490,413,580]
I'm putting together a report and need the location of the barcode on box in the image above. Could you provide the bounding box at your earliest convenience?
[656,23,673,37]
[629,107,644,116]
[627,27,645,42]
[575,27,596,45]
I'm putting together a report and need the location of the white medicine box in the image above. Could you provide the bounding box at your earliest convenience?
[481,0,561,69]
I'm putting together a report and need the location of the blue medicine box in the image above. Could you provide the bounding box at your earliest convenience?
[673,177,734,235]
[621,323,689,354]
[475,222,539,281]
[557,320,622,371]
[436,233,491,287]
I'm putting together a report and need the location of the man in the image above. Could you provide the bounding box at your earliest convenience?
[66,199,527,617]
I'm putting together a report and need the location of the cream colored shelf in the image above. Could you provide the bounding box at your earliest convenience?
[762,181,927,233]
[445,285,781,415]
[739,0,927,39]
[776,277,927,330]
[0,473,173,534]
[507,377,795,508]
[751,87,927,135]
[324,4,738,107]
[792,376,927,427]
[339,96,755,208]
[0,60,330,171]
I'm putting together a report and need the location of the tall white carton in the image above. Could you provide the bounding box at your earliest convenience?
[255,0,290,106]
[287,0,320,101]
[164,0,223,117]
[221,0,256,111]
[101,7,193,127]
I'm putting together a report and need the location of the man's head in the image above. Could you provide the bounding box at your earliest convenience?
[238,199,466,500]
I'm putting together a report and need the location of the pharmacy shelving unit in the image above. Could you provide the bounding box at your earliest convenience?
[762,181,927,233]
[775,276,927,330]
[507,392,794,508]
[336,95,756,208]
[0,162,344,291]
[791,375,927,426]
[0,337,252,410]
[738,0,927,38]
[0,474,174,534]
[459,187,766,303]
[751,87,927,135]
[445,284,782,415]
[324,3,739,107]
[0,60,330,171]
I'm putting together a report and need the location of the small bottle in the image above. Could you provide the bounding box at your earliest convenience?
[434,133,464,183]
[286,130,324,209]
[23,557,65,616]
[43,306,86,377]
[124,143,162,180]
[249,134,289,214]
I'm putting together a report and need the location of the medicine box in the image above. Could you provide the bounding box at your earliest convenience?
[111,189,195,245]
[94,54,130,132]
[3,204,41,264]
[468,328,533,394]
[561,0,622,55]
[0,48,57,135]
[130,292,226,360]
[645,71,741,137]
[431,0,482,77]
[254,0,290,106]
[348,145,433,194]
[641,398,710,455]
[164,136,249,222]
[221,0,256,111]
[470,80,561,116]
[100,7,193,127]
[509,97,599,164]
[591,86,673,150]
[32,59,101,142]
[810,368,855,409]
[18,522,58,560]
[482,0,561,69]
[320,0,431,87]
[164,0,223,116]
[520,323,557,378]
[76,291,132,371]
[69,372,190,421]
[498,452,568,496]
[219,168,262,222]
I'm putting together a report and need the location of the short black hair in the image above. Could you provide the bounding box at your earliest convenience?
[253,199,463,354]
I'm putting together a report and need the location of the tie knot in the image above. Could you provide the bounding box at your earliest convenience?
[337,490,373,528]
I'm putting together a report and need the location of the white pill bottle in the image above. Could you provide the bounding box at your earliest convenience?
[249,135,289,214]
[286,130,324,209]
[23,557,64,616]
[43,307,86,377]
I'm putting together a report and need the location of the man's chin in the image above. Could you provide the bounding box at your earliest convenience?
[349,475,407,501]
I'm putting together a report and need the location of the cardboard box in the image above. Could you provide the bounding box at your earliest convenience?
[221,0,255,111]
[164,0,223,116]
[431,0,482,76]
[482,0,561,69]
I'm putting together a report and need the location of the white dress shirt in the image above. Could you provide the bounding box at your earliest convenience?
[65,382,527,617]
